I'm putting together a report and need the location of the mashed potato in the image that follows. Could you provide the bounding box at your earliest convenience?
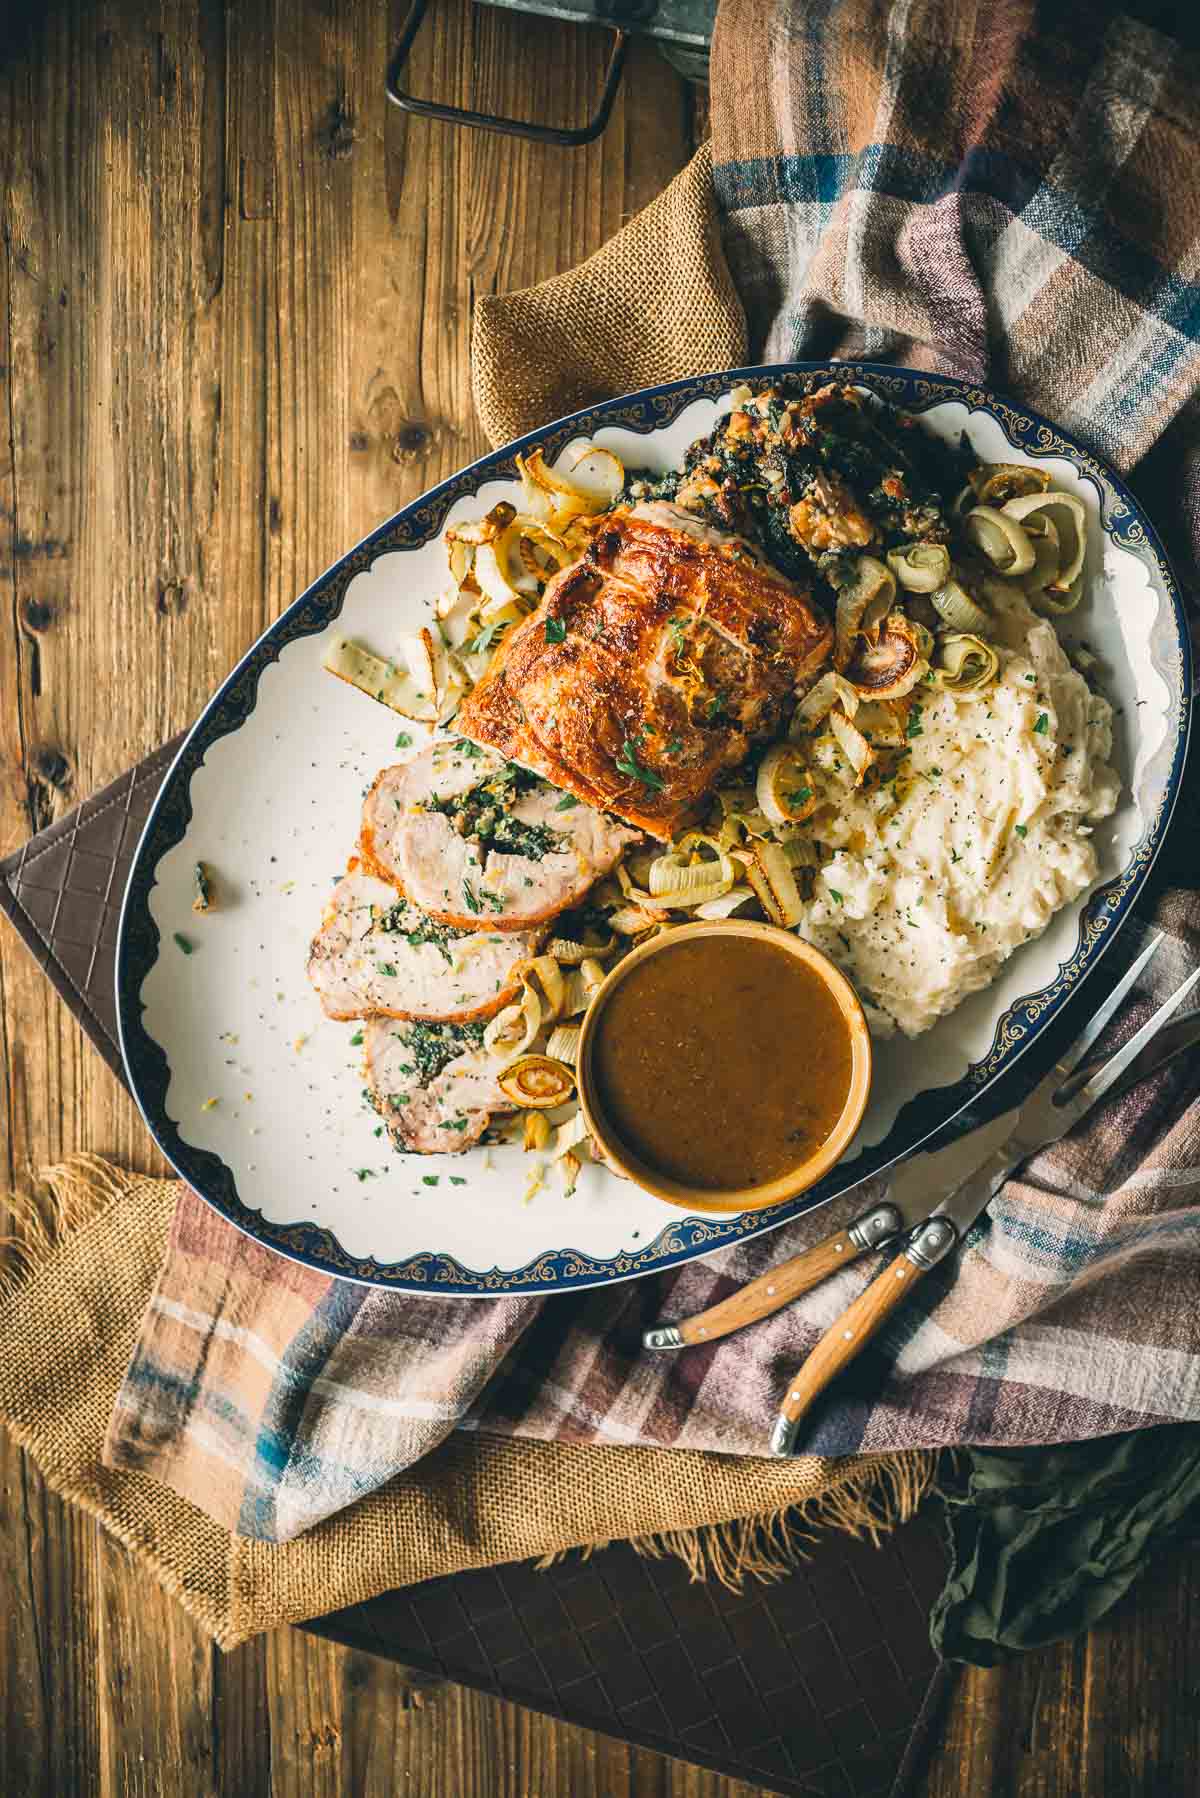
[796,587,1119,1037]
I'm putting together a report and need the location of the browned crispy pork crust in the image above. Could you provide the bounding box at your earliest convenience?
[455,505,834,839]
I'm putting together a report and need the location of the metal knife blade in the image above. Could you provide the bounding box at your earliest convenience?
[930,967,1200,1241]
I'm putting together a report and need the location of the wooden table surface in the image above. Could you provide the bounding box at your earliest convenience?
[2,3,1198,1793]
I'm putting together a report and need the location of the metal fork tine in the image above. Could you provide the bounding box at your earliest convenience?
[1079,966,1200,1106]
[1062,931,1166,1076]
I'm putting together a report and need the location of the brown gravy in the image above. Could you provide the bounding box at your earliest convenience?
[591,935,855,1192]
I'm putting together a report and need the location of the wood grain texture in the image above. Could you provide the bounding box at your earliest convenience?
[0,2,1197,1795]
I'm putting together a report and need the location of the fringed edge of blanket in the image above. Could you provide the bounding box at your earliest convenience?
[538,1447,938,1589]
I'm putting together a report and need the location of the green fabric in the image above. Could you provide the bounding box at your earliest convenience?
[932,1426,1200,1665]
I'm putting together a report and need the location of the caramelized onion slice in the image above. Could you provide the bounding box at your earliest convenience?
[833,555,895,669]
[968,462,1052,506]
[499,1055,576,1109]
[842,612,930,701]
[886,541,951,594]
[964,506,1036,577]
[931,632,1000,693]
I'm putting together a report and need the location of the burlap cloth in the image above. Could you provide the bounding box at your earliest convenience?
[0,1160,905,1648]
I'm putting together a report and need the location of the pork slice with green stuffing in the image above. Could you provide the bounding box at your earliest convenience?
[359,740,638,931]
[363,1016,514,1154]
[307,866,542,1023]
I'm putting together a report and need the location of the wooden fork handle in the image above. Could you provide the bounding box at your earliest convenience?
[642,1202,903,1352]
[770,1216,959,1455]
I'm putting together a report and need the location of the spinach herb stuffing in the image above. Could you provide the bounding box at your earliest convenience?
[376,897,464,966]
[402,1021,486,1087]
[422,756,566,861]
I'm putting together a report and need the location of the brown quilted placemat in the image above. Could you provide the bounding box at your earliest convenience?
[0,745,952,1798]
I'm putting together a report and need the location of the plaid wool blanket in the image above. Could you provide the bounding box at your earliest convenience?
[106,0,1200,1543]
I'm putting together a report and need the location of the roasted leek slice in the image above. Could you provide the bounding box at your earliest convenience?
[792,670,862,732]
[323,632,442,724]
[833,555,895,668]
[931,575,990,634]
[828,707,874,786]
[735,840,804,928]
[499,1056,576,1109]
[963,506,1036,577]
[755,744,818,825]
[931,632,1000,693]
[886,541,951,593]
[1002,491,1087,598]
[967,462,1052,506]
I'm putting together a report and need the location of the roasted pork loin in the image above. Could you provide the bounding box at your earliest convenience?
[455,501,834,839]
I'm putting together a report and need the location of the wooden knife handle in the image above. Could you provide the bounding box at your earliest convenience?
[770,1216,959,1455]
[642,1202,903,1352]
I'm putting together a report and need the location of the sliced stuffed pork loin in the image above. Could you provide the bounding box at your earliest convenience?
[360,740,639,932]
[307,866,542,1024]
[364,1016,513,1154]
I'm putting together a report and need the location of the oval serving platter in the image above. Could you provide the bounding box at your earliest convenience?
[117,363,1191,1295]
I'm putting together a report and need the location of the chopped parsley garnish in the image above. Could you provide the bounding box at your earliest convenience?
[615,738,664,791]
[445,1116,470,1131]
[459,739,485,758]
[666,738,684,755]
[1014,823,1028,838]
[350,1030,364,1046]
[353,1168,375,1182]
[395,732,412,748]
[468,621,506,657]
[449,1175,467,1186]
[544,617,567,643]
[173,932,193,955]
[1033,713,1049,734]
[827,887,844,905]
[905,706,925,740]
[378,962,398,977]
[462,879,482,914]
[554,793,579,811]
[788,786,813,806]
[422,1176,440,1186]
